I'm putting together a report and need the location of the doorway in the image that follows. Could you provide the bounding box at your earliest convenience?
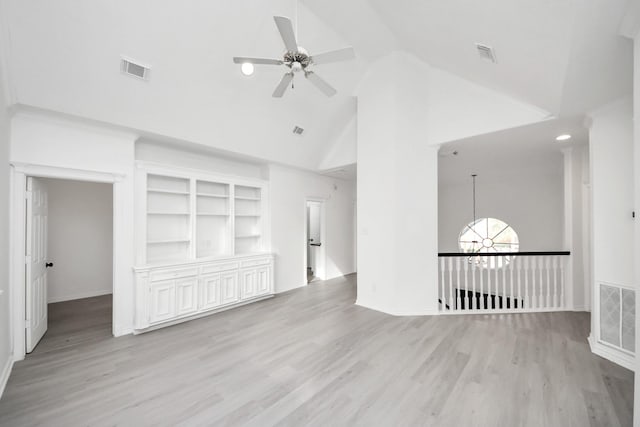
[24,177,113,354]
[305,200,326,284]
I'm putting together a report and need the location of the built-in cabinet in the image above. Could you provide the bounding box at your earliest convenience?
[134,162,274,332]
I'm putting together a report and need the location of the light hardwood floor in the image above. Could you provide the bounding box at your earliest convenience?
[0,274,634,426]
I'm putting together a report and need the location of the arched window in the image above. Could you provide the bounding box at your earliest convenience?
[458,218,519,268]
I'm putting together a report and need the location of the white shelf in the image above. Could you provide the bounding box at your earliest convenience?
[235,234,261,239]
[148,212,190,216]
[147,239,191,244]
[197,193,229,199]
[148,188,190,195]
[235,214,260,217]
[197,213,229,217]
[235,196,261,201]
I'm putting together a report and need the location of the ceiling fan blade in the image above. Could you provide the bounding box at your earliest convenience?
[233,57,283,65]
[310,47,355,65]
[305,71,337,97]
[273,73,294,98]
[274,16,298,53]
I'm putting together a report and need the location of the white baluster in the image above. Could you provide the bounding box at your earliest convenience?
[463,256,469,310]
[560,256,565,308]
[440,257,445,311]
[524,257,529,309]
[501,256,507,310]
[531,257,538,309]
[447,257,453,311]
[479,256,485,310]
[471,258,476,310]
[545,256,551,309]
[455,257,461,311]
[537,257,543,309]
[552,256,558,308]
[516,257,522,309]
[494,256,499,309]
[509,256,514,309]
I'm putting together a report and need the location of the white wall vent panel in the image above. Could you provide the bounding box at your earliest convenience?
[599,282,635,353]
[475,44,497,63]
[292,126,304,135]
[121,57,151,81]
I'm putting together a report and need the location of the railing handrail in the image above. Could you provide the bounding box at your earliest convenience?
[438,251,570,257]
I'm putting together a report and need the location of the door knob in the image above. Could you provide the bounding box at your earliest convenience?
[46,262,54,268]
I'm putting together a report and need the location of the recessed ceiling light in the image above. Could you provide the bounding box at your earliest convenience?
[241,62,254,76]
[556,134,572,141]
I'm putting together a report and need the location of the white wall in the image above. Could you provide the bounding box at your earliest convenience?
[269,164,356,293]
[589,98,634,288]
[44,178,112,303]
[10,111,136,340]
[438,158,564,252]
[136,140,265,180]
[567,145,590,311]
[633,29,640,423]
[0,26,12,395]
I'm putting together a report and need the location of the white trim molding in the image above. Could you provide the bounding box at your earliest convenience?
[588,334,635,372]
[0,357,14,400]
[9,163,130,361]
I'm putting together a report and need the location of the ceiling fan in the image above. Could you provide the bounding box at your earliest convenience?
[233,16,355,98]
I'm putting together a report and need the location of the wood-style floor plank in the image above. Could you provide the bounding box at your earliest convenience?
[0,274,633,426]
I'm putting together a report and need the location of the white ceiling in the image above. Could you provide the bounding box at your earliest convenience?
[364,0,632,116]
[0,0,634,171]
[438,117,588,185]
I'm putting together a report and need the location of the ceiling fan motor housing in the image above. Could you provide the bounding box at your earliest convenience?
[284,48,311,71]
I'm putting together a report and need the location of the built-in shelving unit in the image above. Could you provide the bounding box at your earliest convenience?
[135,162,273,334]
[139,165,269,265]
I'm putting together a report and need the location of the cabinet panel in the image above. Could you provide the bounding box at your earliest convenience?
[201,274,221,310]
[150,280,176,324]
[202,262,239,275]
[256,266,271,295]
[176,278,198,316]
[221,272,239,305]
[150,267,198,282]
[241,269,257,299]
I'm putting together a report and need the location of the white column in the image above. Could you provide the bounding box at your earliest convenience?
[562,148,575,310]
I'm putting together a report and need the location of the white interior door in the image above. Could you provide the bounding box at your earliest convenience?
[26,177,48,353]
[307,201,324,280]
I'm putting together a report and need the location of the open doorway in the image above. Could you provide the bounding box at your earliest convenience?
[305,200,326,284]
[25,177,113,354]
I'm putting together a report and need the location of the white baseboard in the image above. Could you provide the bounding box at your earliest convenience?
[571,305,590,312]
[355,299,439,316]
[0,355,14,400]
[48,289,112,304]
[588,334,635,371]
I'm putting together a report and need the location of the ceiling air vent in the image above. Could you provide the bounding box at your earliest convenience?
[121,57,150,80]
[475,44,496,63]
[293,126,304,135]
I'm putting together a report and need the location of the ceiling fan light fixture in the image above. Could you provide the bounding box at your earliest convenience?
[240,62,254,76]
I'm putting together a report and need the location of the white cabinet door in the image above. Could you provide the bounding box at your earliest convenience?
[201,274,221,311]
[176,278,198,316]
[221,272,239,305]
[241,269,257,299]
[150,280,176,323]
[256,266,271,296]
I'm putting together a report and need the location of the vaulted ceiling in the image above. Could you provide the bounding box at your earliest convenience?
[0,0,633,171]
